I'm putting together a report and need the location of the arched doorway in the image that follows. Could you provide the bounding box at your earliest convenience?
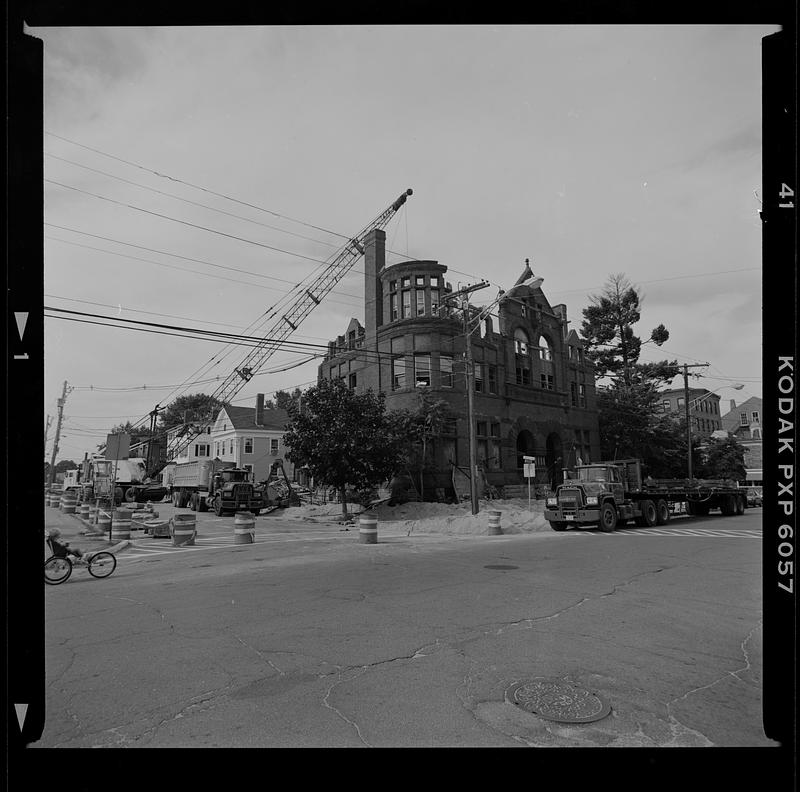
[516,430,535,471]
[546,432,563,488]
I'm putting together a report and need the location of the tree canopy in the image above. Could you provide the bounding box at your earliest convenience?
[596,383,701,478]
[283,378,406,517]
[266,388,303,411]
[696,435,747,481]
[580,273,678,387]
[157,394,226,430]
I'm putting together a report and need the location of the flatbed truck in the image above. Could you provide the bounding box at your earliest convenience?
[543,458,746,532]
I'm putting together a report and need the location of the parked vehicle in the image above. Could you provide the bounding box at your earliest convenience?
[745,487,763,507]
[78,454,167,505]
[164,458,265,515]
[543,458,747,533]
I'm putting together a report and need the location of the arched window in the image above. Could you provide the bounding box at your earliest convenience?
[514,328,529,355]
[514,328,531,385]
[538,335,552,361]
[538,335,555,390]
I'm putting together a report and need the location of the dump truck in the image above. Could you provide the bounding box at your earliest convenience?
[164,458,265,515]
[543,458,747,533]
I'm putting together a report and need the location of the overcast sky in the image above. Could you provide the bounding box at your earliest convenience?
[33,24,774,464]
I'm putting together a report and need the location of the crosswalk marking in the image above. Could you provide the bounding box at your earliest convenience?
[574,526,761,538]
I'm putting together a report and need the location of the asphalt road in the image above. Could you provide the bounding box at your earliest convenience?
[34,504,776,749]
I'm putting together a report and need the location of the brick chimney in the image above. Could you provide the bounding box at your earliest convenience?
[255,393,265,426]
[364,228,385,335]
[729,399,737,412]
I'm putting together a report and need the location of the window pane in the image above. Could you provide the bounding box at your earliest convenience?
[430,289,439,314]
[474,363,484,392]
[440,355,453,387]
[393,357,405,389]
[415,275,425,286]
[390,294,398,320]
[416,290,426,315]
[415,354,431,386]
[402,291,411,318]
[488,365,497,393]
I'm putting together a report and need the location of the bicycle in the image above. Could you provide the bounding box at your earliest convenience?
[44,539,117,585]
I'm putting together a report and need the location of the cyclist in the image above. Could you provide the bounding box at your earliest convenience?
[47,528,90,564]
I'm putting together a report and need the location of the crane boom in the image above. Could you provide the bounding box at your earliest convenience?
[168,188,413,460]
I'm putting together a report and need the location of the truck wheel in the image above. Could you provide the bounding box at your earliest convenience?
[549,521,567,532]
[189,494,198,512]
[125,488,137,503]
[599,503,617,533]
[171,492,178,507]
[655,499,670,525]
[720,495,736,516]
[734,495,745,516]
[639,499,657,527]
[198,498,208,513]
[213,497,223,517]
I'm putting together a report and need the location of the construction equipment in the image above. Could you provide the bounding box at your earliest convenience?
[166,188,413,461]
[544,458,747,533]
[163,458,265,515]
[259,459,299,513]
[78,454,167,505]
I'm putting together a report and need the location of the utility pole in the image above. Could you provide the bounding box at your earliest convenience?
[682,363,709,479]
[48,381,71,487]
[443,281,490,515]
[145,404,161,475]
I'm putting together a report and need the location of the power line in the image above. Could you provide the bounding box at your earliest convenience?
[45,179,345,267]
[46,152,345,251]
[46,223,362,299]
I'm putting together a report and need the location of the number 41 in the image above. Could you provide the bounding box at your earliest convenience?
[779,183,794,208]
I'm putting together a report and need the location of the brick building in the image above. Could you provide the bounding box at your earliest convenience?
[319,228,599,497]
[658,387,723,438]
[719,396,762,484]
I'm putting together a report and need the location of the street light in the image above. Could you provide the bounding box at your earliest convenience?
[685,382,744,479]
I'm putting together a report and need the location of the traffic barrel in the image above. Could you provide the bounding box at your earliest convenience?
[359,516,378,544]
[145,519,170,538]
[97,510,112,534]
[171,513,197,547]
[234,512,255,544]
[78,503,91,521]
[111,508,133,542]
[60,491,78,514]
[488,510,503,535]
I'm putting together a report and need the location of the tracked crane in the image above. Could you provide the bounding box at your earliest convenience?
[166,187,413,461]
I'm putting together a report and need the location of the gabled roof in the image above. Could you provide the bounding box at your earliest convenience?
[218,406,290,432]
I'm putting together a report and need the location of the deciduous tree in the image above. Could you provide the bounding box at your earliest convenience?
[283,378,405,517]
[695,435,747,481]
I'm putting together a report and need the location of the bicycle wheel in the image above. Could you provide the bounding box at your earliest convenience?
[88,552,117,578]
[44,556,73,585]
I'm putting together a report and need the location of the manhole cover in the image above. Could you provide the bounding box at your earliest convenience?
[484,564,519,570]
[506,679,611,724]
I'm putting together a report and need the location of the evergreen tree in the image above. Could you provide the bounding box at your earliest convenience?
[581,273,678,387]
[283,379,406,517]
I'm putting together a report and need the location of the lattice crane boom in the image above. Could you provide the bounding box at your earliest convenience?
[168,188,413,460]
